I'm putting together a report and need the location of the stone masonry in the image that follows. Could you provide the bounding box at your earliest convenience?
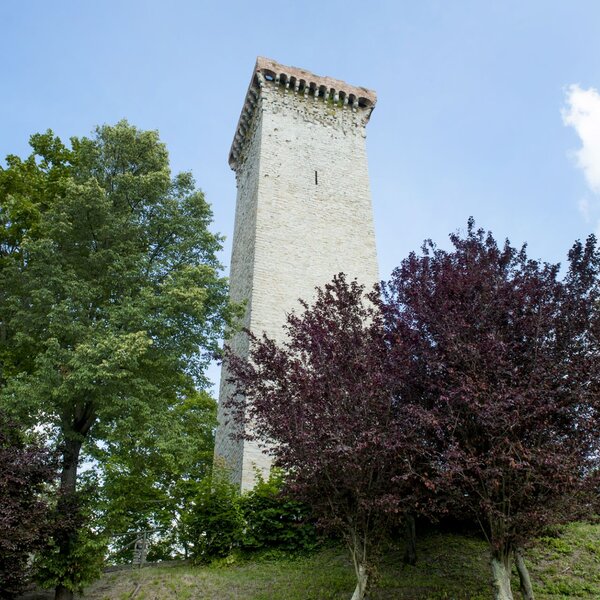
[214,57,379,491]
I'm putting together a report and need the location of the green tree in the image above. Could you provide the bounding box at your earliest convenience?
[0,121,234,599]
[96,390,218,562]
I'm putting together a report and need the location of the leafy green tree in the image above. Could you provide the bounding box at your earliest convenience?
[97,390,218,562]
[0,121,234,599]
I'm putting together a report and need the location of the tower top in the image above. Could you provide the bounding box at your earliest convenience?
[229,57,377,169]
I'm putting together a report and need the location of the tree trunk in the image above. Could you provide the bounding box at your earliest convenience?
[348,527,370,600]
[515,547,535,600]
[60,437,82,495]
[490,550,514,600]
[55,585,74,600]
[350,563,368,600]
[54,437,83,600]
[402,514,417,566]
[53,406,96,600]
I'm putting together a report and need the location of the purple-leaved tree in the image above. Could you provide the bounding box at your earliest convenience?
[227,275,433,600]
[0,414,57,599]
[379,220,600,600]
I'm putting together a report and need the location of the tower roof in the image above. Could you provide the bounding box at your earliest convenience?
[254,57,377,105]
[229,57,377,169]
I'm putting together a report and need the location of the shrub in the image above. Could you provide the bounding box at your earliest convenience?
[241,471,318,554]
[182,469,318,563]
[184,473,244,562]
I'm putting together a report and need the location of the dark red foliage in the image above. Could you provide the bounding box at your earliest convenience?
[0,414,57,599]
[226,275,432,588]
[379,219,600,554]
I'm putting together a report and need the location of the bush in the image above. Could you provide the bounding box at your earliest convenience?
[33,524,106,595]
[183,473,244,562]
[182,469,318,563]
[241,471,318,554]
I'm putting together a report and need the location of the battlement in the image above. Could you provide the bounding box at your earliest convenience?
[229,57,377,169]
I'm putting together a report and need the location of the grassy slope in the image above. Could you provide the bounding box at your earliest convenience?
[81,522,600,600]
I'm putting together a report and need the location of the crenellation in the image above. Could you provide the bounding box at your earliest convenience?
[229,57,376,170]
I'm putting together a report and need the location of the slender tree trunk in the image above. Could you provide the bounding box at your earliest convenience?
[515,547,534,600]
[348,528,370,600]
[350,563,368,600]
[53,405,96,600]
[490,549,514,600]
[402,514,417,566]
[55,437,83,600]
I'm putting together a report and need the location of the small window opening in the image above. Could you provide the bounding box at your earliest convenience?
[315,170,318,185]
[264,73,274,81]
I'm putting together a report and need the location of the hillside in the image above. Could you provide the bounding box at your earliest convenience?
[66,521,600,600]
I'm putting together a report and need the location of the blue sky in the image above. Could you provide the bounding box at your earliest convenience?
[3,1,600,387]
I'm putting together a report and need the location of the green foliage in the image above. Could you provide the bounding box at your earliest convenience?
[31,484,107,593]
[240,471,318,554]
[1,122,233,430]
[182,470,318,563]
[34,516,107,593]
[183,472,244,562]
[97,390,218,563]
[0,121,236,591]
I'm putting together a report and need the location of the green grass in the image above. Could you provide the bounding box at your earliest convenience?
[78,521,600,600]
[527,521,600,599]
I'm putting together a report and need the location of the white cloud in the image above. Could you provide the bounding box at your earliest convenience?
[562,85,600,195]
[563,85,600,235]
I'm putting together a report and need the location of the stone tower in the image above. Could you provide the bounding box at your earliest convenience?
[215,57,379,490]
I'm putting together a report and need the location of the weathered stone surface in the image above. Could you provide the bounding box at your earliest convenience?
[215,58,379,491]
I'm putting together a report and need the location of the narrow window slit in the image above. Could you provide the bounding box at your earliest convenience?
[315,170,318,185]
